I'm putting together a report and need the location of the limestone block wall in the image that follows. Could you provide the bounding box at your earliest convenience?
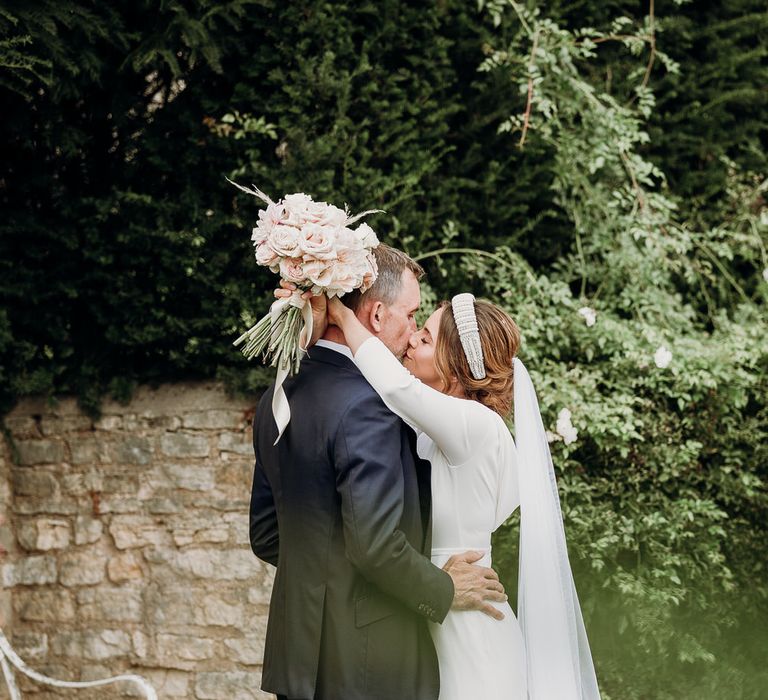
[0,383,274,699]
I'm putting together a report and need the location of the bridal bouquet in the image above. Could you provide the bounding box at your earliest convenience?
[229,179,381,374]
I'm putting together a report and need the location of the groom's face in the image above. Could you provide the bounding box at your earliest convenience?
[376,270,421,360]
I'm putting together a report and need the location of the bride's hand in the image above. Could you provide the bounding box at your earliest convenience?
[327,296,371,355]
[274,281,327,347]
[326,296,351,329]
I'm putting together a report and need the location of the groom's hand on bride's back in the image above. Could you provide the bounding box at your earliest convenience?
[443,551,507,621]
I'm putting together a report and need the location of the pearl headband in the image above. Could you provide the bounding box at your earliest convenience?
[450,293,486,380]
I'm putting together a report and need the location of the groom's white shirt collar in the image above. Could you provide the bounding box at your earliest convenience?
[314,339,354,361]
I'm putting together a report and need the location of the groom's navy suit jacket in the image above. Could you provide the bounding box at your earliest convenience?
[250,345,454,700]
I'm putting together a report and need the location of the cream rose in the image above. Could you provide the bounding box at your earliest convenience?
[335,227,365,259]
[312,203,348,228]
[262,202,286,226]
[255,241,279,267]
[268,225,301,257]
[354,222,379,249]
[251,225,269,246]
[282,193,314,226]
[252,203,285,246]
[324,263,366,297]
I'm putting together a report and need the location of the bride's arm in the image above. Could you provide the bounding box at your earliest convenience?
[329,299,493,466]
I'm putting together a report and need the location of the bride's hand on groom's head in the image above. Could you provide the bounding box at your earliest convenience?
[326,297,349,329]
[443,550,507,621]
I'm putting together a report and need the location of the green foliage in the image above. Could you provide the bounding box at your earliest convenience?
[527,0,768,223]
[0,0,272,416]
[0,1,119,98]
[647,3,768,213]
[471,2,767,696]
[1,1,766,696]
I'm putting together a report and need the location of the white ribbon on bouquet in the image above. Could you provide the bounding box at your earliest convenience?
[270,290,314,444]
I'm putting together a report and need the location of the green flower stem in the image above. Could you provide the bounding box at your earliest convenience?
[233,304,307,373]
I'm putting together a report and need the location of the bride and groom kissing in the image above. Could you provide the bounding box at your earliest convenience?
[249,244,601,699]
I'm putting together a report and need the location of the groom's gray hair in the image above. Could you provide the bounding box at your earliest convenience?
[342,244,425,313]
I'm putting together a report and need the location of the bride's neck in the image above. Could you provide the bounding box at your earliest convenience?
[443,377,467,400]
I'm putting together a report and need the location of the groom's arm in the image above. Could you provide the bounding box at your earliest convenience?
[334,392,455,624]
[249,413,279,567]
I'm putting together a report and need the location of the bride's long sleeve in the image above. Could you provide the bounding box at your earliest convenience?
[353,337,498,467]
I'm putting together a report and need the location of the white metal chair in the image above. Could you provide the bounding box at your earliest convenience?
[0,630,157,699]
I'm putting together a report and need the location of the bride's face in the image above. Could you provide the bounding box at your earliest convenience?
[403,307,445,391]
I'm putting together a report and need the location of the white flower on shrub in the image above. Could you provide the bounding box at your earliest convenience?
[546,430,561,443]
[763,268,768,283]
[555,408,578,445]
[654,345,672,369]
[578,307,597,327]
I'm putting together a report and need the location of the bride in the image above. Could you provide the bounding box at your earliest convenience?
[279,284,601,699]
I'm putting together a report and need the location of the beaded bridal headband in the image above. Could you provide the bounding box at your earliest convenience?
[450,293,486,380]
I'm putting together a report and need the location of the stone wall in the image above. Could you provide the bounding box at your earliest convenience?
[0,383,274,699]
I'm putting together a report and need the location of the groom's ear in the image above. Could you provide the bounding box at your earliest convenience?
[367,300,385,334]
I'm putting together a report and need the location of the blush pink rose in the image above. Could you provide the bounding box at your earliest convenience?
[302,259,337,289]
[279,257,306,284]
[359,252,378,293]
[298,223,337,260]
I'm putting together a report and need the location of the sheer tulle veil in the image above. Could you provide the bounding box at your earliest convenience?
[513,357,601,699]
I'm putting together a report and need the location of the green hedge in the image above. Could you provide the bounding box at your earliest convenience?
[3,1,764,415]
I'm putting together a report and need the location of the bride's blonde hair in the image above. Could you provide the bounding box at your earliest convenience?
[434,299,521,417]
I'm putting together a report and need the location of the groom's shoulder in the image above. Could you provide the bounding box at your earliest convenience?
[267,355,379,405]
[301,360,396,417]
[308,361,380,403]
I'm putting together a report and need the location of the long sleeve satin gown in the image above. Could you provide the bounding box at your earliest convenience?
[354,337,527,700]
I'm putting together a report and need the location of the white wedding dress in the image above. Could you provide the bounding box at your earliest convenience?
[354,337,527,700]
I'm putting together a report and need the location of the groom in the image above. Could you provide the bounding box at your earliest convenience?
[250,244,506,700]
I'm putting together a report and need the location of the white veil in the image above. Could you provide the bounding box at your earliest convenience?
[513,357,601,699]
